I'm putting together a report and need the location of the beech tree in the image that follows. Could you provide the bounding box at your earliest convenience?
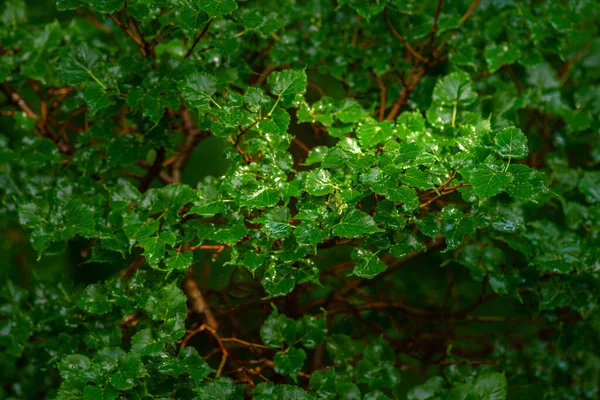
[1,0,599,398]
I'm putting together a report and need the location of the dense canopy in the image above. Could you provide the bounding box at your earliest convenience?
[1,0,599,399]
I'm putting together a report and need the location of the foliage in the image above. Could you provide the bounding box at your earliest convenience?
[1,0,599,398]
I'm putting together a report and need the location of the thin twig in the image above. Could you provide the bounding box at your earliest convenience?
[139,147,165,193]
[383,8,428,63]
[182,268,219,330]
[184,18,214,58]
[459,0,481,26]
[374,74,387,121]
[108,13,147,56]
[119,256,145,279]
[429,0,445,54]
[171,106,210,183]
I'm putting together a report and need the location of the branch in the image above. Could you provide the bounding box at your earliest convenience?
[135,159,175,184]
[119,256,145,279]
[333,238,446,298]
[0,84,72,153]
[419,183,471,209]
[108,12,147,57]
[459,0,481,26]
[184,18,214,59]
[374,73,388,121]
[383,8,428,63]
[385,66,426,120]
[182,268,219,330]
[139,147,165,192]
[171,107,210,183]
[429,0,444,53]
[75,10,113,35]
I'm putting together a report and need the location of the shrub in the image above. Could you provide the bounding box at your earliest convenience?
[1,0,599,398]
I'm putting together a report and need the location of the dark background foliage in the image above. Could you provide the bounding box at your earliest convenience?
[1,0,599,398]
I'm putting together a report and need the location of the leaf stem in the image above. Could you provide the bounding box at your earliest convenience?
[87,70,107,90]
[451,102,457,127]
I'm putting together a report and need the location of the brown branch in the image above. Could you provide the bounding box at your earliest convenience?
[307,81,326,97]
[383,8,428,63]
[150,23,172,46]
[171,107,210,183]
[558,44,591,79]
[351,16,361,46]
[119,256,145,279]
[220,337,269,350]
[108,13,147,57]
[438,359,498,365]
[374,74,387,121]
[429,0,445,54]
[0,84,72,153]
[255,62,274,86]
[385,66,426,120]
[182,268,219,330]
[459,0,481,26]
[126,5,151,56]
[0,84,39,120]
[135,159,175,184]
[292,137,311,153]
[139,147,166,192]
[184,18,214,59]
[75,10,113,35]
[419,183,471,209]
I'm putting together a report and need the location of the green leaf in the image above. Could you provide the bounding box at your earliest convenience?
[332,209,384,238]
[305,169,335,196]
[326,334,361,363]
[494,127,528,159]
[407,376,446,400]
[108,354,145,391]
[58,355,99,383]
[484,42,521,73]
[179,72,217,111]
[473,373,507,400]
[144,283,187,322]
[157,347,211,383]
[417,214,441,238]
[399,167,434,190]
[469,165,512,198]
[138,231,177,267]
[432,71,477,107]
[260,309,296,348]
[356,119,393,148]
[274,347,306,376]
[579,171,600,203]
[267,69,307,107]
[190,183,227,216]
[253,382,314,400]
[198,0,238,17]
[441,206,477,250]
[84,84,114,115]
[336,99,368,123]
[58,43,103,86]
[261,264,296,297]
[76,284,113,315]
[351,248,387,279]
[83,385,119,400]
[164,250,193,271]
[254,207,293,239]
[309,370,337,399]
[297,316,327,349]
[83,0,121,13]
[386,185,419,210]
[130,328,164,357]
[196,378,239,400]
